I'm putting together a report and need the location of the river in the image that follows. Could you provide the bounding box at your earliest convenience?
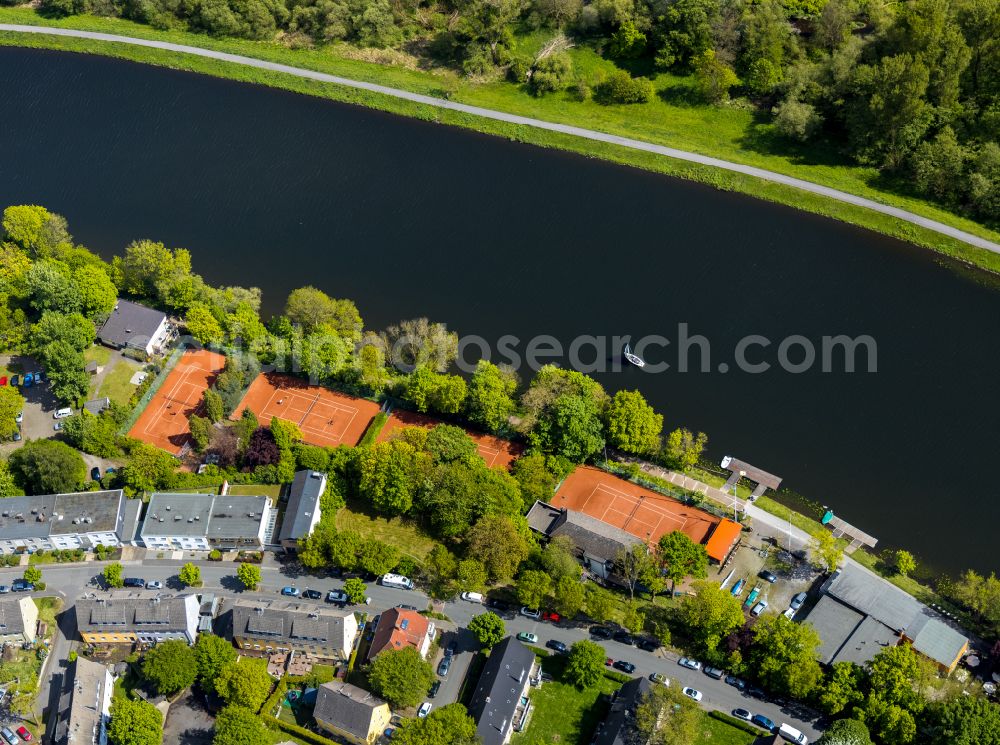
[2,47,998,575]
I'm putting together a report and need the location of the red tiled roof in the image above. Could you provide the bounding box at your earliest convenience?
[367,608,430,660]
[705,519,743,562]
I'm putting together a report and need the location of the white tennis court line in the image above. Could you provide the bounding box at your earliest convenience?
[260,387,359,443]
[142,379,204,438]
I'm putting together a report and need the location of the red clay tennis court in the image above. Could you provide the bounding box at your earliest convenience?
[376,409,523,469]
[552,466,720,546]
[233,373,380,448]
[128,349,226,455]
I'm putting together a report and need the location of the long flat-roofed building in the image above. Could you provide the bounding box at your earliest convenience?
[0,490,141,555]
[75,591,200,645]
[140,493,275,551]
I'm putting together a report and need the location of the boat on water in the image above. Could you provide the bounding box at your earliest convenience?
[623,343,645,368]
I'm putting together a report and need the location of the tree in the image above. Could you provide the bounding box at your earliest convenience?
[213,705,268,745]
[609,19,647,58]
[391,703,479,745]
[894,549,917,577]
[30,311,95,354]
[203,388,224,423]
[773,99,823,142]
[381,317,458,372]
[604,390,663,456]
[0,461,19,498]
[103,562,125,588]
[511,453,559,507]
[285,286,362,338]
[565,640,606,687]
[864,644,924,712]
[677,580,745,658]
[654,0,717,70]
[657,531,708,593]
[595,70,655,104]
[911,127,967,203]
[194,634,237,694]
[22,566,42,585]
[343,577,367,603]
[926,695,1000,745]
[541,535,582,582]
[8,439,85,494]
[693,49,739,103]
[368,647,435,708]
[185,302,224,346]
[26,261,80,314]
[467,516,531,584]
[466,360,517,432]
[516,569,553,609]
[586,586,616,623]
[216,657,274,711]
[142,639,198,696]
[425,425,478,464]
[188,415,213,452]
[122,442,176,493]
[817,718,874,745]
[236,562,261,590]
[73,264,118,320]
[456,559,488,592]
[552,577,586,618]
[818,661,864,716]
[635,683,701,744]
[468,611,506,648]
[179,562,202,587]
[107,696,163,745]
[244,427,280,469]
[661,429,708,472]
[615,543,656,600]
[358,440,422,516]
[358,539,401,576]
[0,386,24,440]
[2,205,69,258]
[748,615,824,698]
[810,530,843,572]
[41,341,90,403]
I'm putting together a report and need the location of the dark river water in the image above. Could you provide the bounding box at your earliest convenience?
[2,47,999,575]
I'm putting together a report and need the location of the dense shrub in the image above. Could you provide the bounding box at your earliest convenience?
[595,71,654,104]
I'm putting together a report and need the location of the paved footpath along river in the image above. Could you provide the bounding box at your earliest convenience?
[1,46,999,574]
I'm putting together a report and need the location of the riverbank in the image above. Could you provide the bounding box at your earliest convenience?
[3,10,1000,274]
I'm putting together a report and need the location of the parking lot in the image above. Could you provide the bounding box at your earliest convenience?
[0,354,61,453]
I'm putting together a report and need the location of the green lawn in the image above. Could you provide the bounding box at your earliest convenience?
[83,346,112,367]
[335,500,438,564]
[693,716,758,745]
[2,8,999,272]
[229,483,284,499]
[34,597,63,630]
[513,657,619,745]
[96,360,141,405]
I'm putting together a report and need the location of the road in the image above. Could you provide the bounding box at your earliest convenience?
[2,559,822,740]
[1,24,998,257]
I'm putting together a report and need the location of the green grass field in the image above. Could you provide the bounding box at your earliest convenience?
[83,346,112,367]
[694,716,758,745]
[228,483,284,499]
[2,9,1000,273]
[335,500,437,563]
[96,360,141,405]
[513,659,619,744]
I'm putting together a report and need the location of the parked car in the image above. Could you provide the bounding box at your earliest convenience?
[516,632,538,644]
[790,592,807,610]
[613,660,636,674]
[751,601,768,617]
[751,714,776,731]
[590,626,613,639]
[748,686,767,700]
[0,377,6,386]
[11,430,20,442]
[520,607,541,619]
[396,604,418,611]
[53,407,72,419]
[759,570,778,584]
[21,373,32,387]
[542,611,561,623]
[444,640,457,658]
[613,630,635,645]
[437,657,451,676]
[53,422,63,431]
[281,586,300,597]
[487,598,512,613]
[0,586,9,594]
[15,727,30,742]
[14,412,21,423]
[123,578,145,588]
[145,581,163,590]
[649,672,668,685]
[460,592,484,603]
[637,637,659,652]
[732,708,753,722]
[0,726,19,745]
[417,703,432,718]
[90,467,101,482]
[9,375,19,387]
[725,674,747,691]
[682,687,703,702]
[428,680,441,698]
[11,580,33,592]
[326,590,348,604]
[302,589,322,600]
[545,640,567,654]
[678,657,702,671]
[704,666,725,679]
[105,467,116,475]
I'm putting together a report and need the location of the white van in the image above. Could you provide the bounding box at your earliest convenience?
[53,407,73,419]
[380,573,414,590]
[778,724,808,744]
[461,592,484,603]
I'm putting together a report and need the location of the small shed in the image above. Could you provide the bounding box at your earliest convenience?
[85,361,101,376]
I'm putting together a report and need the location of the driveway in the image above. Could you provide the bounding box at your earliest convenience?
[163,689,214,745]
[0,354,59,453]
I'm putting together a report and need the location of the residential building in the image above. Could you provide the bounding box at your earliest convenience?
[592,677,653,745]
[229,599,359,662]
[313,682,391,745]
[0,596,39,645]
[52,657,114,745]
[704,519,743,564]
[366,607,435,661]
[805,565,969,672]
[525,500,642,580]
[97,299,169,357]
[139,493,275,551]
[279,470,326,551]
[467,637,539,745]
[75,592,200,645]
[0,490,141,555]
